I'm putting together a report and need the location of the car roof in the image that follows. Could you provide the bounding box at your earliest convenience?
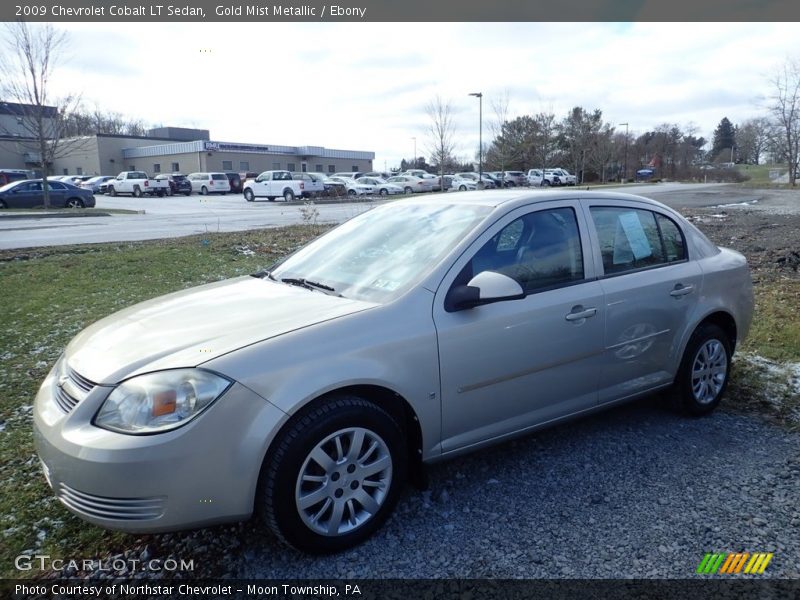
[395,189,674,211]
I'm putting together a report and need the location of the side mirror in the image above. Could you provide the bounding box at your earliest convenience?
[446,271,524,312]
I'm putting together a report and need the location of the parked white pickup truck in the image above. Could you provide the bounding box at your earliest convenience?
[242,170,308,202]
[106,171,170,197]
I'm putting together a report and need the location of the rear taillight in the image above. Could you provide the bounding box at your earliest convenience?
[144,181,149,187]
[210,180,214,185]
[300,183,304,190]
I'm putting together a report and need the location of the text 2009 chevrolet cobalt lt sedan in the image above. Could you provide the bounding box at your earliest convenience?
[34,191,753,552]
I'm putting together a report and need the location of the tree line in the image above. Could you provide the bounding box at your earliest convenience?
[423,60,800,185]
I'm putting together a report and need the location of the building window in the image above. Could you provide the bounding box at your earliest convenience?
[153,163,161,173]
[222,160,232,171]
[63,168,68,175]
[239,161,249,171]
[129,165,135,171]
[272,162,281,170]
[287,163,296,171]
[352,165,359,172]
[315,164,323,172]
[301,163,307,172]
[328,165,335,173]
[76,167,83,175]
[171,162,180,172]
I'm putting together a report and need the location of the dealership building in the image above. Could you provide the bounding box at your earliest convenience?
[0,103,375,177]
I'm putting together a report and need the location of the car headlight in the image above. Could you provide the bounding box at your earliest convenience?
[94,369,232,435]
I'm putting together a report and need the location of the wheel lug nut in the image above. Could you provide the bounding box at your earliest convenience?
[347,464,356,474]
[350,481,359,490]
[334,489,344,498]
[331,472,340,482]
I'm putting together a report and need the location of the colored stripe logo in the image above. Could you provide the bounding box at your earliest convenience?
[697,552,773,574]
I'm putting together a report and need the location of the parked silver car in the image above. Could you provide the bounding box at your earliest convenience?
[34,191,752,553]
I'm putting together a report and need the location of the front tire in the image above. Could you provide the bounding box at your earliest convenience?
[404,186,413,194]
[244,188,255,202]
[459,185,467,191]
[672,323,732,416]
[259,396,407,553]
[108,186,117,197]
[379,188,388,196]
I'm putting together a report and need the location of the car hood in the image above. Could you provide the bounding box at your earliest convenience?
[65,276,376,385]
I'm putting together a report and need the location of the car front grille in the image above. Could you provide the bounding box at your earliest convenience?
[53,366,96,414]
[58,483,166,521]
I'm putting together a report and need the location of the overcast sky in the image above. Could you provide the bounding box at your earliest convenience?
[38,22,799,170]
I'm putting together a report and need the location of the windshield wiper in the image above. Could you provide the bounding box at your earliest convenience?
[280,277,338,295]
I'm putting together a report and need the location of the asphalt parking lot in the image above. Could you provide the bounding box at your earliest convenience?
[0,182,784,251]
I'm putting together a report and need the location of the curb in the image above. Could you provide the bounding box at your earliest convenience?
[0,211,116,219]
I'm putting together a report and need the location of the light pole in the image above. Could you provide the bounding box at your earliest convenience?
[619,122,629,183]
[411,137,416,170]
[469,92,483,184]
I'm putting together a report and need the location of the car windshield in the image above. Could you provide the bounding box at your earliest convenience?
[270,202,491,303]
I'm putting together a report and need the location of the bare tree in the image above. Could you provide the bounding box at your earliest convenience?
[425,95,457,187]
[736,117,770,165]
[0,22,84,207]
[768,58,800,185]
[487,90,518,180]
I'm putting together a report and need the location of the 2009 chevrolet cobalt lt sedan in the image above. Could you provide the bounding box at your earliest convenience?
[34,191,753,552]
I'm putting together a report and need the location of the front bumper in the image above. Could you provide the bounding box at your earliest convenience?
[33,363,287,533]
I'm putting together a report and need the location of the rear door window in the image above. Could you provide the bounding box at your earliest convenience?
[590,207,687,275]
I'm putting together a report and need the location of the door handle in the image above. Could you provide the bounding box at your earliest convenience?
[565,306,597,321]
[670,284,694,298]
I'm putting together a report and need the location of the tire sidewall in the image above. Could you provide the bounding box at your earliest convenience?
[261,398,407,553]
[676,324,732,416]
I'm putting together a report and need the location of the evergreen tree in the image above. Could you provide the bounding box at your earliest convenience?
[711,117,736,159]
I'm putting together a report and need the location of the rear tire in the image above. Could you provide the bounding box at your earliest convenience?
[133,186,143,198]
[258,395,407,553]
[672,323,732,416]
[283,189,295,202]
[0,199,8,208]
[404,186,413,194]
[379,188,388,196]
[200,186,208,196]
[65,198,84,208]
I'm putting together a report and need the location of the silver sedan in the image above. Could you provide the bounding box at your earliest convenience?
[34,191,753,553]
